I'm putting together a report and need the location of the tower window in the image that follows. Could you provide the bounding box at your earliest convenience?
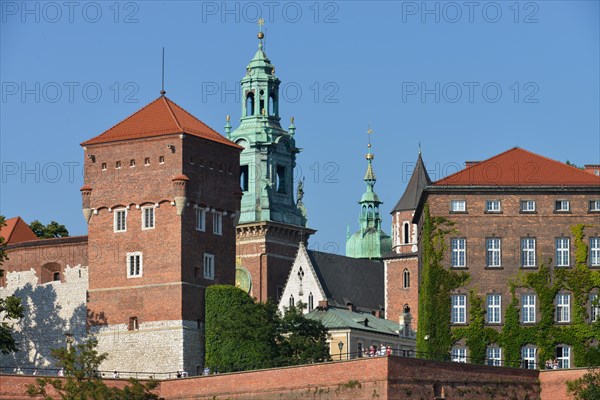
[101,163,107,171]
[259,89,265,115]
[142,206,155,229]
[196,208,206,231]
[276,166,286,193]
[240,165,249,191]
[114,209,127,232]
[246,92,255,116]
[130,159,136,167]
[213,212,223,235]
[203,253,215,280]
[269,94,277,116]
[403,223,410,244]
[144,158,150,166]
[403,269,410,288]
[126,252,142,278]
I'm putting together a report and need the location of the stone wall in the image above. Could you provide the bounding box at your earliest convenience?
[539,368,588,400]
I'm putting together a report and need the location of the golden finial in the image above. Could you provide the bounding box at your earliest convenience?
[290,116,294,124]
[257,18,265,39]
[366,125,374,160]
[226,115,230,122]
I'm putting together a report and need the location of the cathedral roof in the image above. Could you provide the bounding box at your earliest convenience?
[81,96,241,149]
[392,153,431,212]
[434,147,600,187]
[0,217,37,245]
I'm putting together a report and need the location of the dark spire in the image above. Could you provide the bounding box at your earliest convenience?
[392,152,431,212]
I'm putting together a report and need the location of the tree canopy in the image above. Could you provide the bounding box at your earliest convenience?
[29,220,69,239]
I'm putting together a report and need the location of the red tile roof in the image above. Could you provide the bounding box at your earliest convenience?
[0,217,38,245]
[81,96,241,149]
[434,147,600,187]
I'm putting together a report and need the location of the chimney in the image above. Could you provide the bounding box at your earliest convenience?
[465,161,480,168]
[584,165,600,176]
[318,300,329,310]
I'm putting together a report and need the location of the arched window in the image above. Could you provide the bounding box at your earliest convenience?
[308,292,314,311]
[289,295,295,308]
[367,205,373,218]
[245,92,255,116]
[362,205,367,216]
[259,90,265,115]
[404,223,410,244]
[41,263,61,284]
[269,94,277,116]
[403,269,410,288]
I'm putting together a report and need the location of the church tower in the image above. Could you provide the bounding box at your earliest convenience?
[346,128,392,260]
[230,22,315,302]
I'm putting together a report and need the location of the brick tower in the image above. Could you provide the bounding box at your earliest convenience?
[228,26,315,302]
[384,152,430,325]
[80,95,241,375]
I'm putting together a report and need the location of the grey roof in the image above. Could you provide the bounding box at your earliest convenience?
[307,250,384,312]
[392,153,431,212]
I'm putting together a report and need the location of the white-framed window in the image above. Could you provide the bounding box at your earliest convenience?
[142,206,155,229]
[557,345,571,369]
[522,346,537,369]
[591,294,600,322]
[590,200,600,212]
[451,200,466,212]
[213,212,223,235]
[555,200,570,212]
[451,294,466,324]
[114,209,127,232]
[486,347,502,366]
[556,238,570,267]
[126,252,142,278]
[486,238,501,267]
[451,347,467,363]
[487,294,501,324]
[521,238,536,267]
[403,269,410,288]
[485,200,501,212]
[195,208,206,231]
[451,238,466,268]
[556,294,571,323]
[591,238,600,267]
[521,200,536,212]
[522,294,536,323]
[203,253,215,280]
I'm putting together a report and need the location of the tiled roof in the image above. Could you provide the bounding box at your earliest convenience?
[0,217,38,245]
[81,96,241,149]
[306,307,400,336]
[434,147,600,187]
[307,250,384,312]
[392,153,431,212]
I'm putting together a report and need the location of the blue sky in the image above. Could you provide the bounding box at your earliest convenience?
[1,1,599,252]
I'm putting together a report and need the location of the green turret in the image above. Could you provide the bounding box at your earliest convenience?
[346,128,392,260]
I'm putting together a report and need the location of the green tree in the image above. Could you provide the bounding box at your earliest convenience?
[26,338,159,400]
[279,303,330,364]
[567,368,600,400]
[0,215,24,354]
[29,220,69,239]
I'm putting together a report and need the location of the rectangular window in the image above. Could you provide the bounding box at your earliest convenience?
[116,161,121,169]
[130,159,136,167]
[195,208,206,231]
[203,253,215,280]
[451,295,466,324]
[486,238,501,267]
[590,294,599,322]
[451,347,467,363]
[114,209,126,232]
[521,238,536,267]
[591,238,600,267]
[213,212,223,235]
[159,156,165,164]
[555,200,570,212]
[522,347,537,369]
[557,346,571,369]
[487,294,501,324]
[451,238,466,268]
[144,157,150,166]
[485,200,501,212]
[276,165,286,193]
[486,347,502,366]
[101,162,107,171]
[521,200,536,212]
[522,294,536,323]
[142,207,155,229]
[556,238,570,267]
[556,294,571,323]
[240,165,249,192]
[127,252,142,278]
[451,200,466,212]
[128,316,139,331]
[590,200,600,212]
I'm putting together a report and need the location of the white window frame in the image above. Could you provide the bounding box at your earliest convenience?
[486,347,502,366]
[556,238,570,267]
[591,294,599,323]
[451,347,467,363]
[126,252,143,278]
[195,208,206,231]
[487,294,501,324]
[556,294,571,323]
[591,200,600,212]
[141,206,155,230]
[451,294,466,324]
[555,200,570,212]
[522,346,537,369]
[557,345,571,369]
[591,238,600,267]
[521,238,536,267]
[451,200,466,212]
[486,238,501,267]
[203,253,215,280]
[114,209,127,232]
[451,238,466,268]
[213,211,223,235]
[522,294,536,324]
[521,200,536,212]
[485,200,501,212]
